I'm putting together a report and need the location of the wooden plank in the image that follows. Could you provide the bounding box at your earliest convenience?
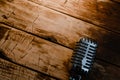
[0,58,56,80]
[0,24,72,80]
[89,60,120,80]
[0,24,120,80]
[28,0,120,33]
[0,0,120,66]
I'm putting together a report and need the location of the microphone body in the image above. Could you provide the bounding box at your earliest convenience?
[69,37,98,80]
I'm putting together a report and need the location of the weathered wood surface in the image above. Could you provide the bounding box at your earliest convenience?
[0,0,120,66]
[89,60,120,80]
[0,58,56,80]
[0,24,120,80]
[0,24,72,80]
[28,0,120,33]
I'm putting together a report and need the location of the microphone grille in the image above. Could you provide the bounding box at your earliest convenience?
[71,37,98,73]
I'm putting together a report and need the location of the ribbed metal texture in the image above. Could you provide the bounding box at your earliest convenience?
[70,37,97,80]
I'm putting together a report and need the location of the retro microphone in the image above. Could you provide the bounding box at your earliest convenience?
[69,37,98,80]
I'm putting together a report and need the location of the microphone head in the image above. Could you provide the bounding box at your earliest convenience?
[70,37,98,80]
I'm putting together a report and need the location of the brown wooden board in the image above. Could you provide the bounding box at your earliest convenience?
[0,23,120,80]
[0,24,72,80]
[89,60,120,80]
[0,0,120,66]
[0,58,56,80]
[28,0,120,33]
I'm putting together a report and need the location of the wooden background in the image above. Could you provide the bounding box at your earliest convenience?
[0,0,120,80]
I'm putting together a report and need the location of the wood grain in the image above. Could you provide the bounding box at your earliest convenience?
[89,60,120,80]
[0,24,120,80]
[112,0,120,3]
[28,0,120,33]
[0,24,72,80]
[0,58,56,80]
[0,0,120,66]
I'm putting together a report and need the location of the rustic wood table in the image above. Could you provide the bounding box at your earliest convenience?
[0,0,120,80]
